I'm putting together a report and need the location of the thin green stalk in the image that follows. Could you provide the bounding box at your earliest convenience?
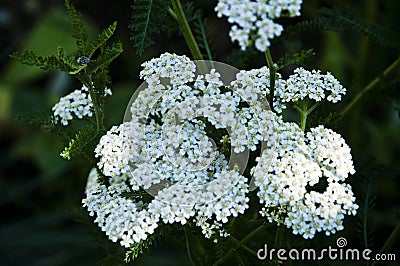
[228,236,258,257]
[213,223,271,266]
[274,225,284,249]
[340,56,400,117]
[265,48,276,109]
[294,100,319,131]
[85,76,103,131]
[170,0,203,61]
[294,103,307,132]
[184,226,199,266]
[306,102,321,116]
[371,221,400,266]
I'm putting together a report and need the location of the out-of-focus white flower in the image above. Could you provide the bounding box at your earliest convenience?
[215,0,303,51]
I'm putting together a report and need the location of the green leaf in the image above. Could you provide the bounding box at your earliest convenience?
[87,42,123,73]
[320,7,400,48]
[87,21,118,58]
[281,7,400,49]
[277,49,315,70]
[59,125,100,162]
[188,6,214,61]
[10,50,71,72]
[65,0,88,54]
[129,0,170,55]
[124,236,155,263]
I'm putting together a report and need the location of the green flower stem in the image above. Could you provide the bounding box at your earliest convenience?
[213,223,271,266]
[228,236,258,257]
[274,225,284,249]
[170,0,203,61]
[307,102,321,116]
[265,48,276,109]
[184,225,199,266]
[294,103,307,132]
[371,221,400,266]
[294,101,320,131]
[85,76,104,131]
[340,56,400,117]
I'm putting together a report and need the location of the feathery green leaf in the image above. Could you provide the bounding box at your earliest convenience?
[87,42,123,73]
[129,0,170,55]
[65,0,87,54]
[281,7,400,49]
[277,49,315,70]
[87,21,118,58]
[11,49,70,72]
[60,125,101,162]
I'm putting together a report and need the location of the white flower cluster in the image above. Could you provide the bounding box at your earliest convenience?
[276,67,347,103]
[52,84,112,126]
[253,112,358,239]
[85,53,280,247]
[233,66,347,113]
[83,169,159,247]
[85,53,357,246]
[52,85,93,126]
[140,52,196,86]
[215,0,303,51]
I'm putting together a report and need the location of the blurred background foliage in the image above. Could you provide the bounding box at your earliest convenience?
[0,0,399,265]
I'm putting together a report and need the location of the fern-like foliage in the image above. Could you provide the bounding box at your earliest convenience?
[87,42,123,74]
[124,234,156,263]
[60,125,101,162]
[281,7,400,49]
[225,47,258,69]
[129,0,170,55]
[277,49,315,70]
[16,110,71,142]
[356,178,376,250]
[11,0,122,77]
[65,0,87,55]
[11,49,74,72]
[87,22,118,57]
[182,2,214,61]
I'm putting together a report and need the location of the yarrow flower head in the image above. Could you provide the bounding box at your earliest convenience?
[84,53,279,246]
[84,52,357,247]
[52,84,112,126]
[52,85,93,126]
[231,66,347,113]
[253,112,358,239]
[215,0,303,51]
[275,67,347,103]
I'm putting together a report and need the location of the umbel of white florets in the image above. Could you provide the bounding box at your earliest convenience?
[275,67,347,103]
[253,112,358,239]
[233,66,347,113]
[83,169,159,247]
[52,84,112,126]
[88,53,278,246]
[215,0,303,51]
[139,52,196,86]
[52,85,93,126]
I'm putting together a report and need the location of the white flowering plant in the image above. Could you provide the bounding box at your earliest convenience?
[11,0,400,265]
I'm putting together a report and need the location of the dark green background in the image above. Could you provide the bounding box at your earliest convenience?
[0,0,399,265]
